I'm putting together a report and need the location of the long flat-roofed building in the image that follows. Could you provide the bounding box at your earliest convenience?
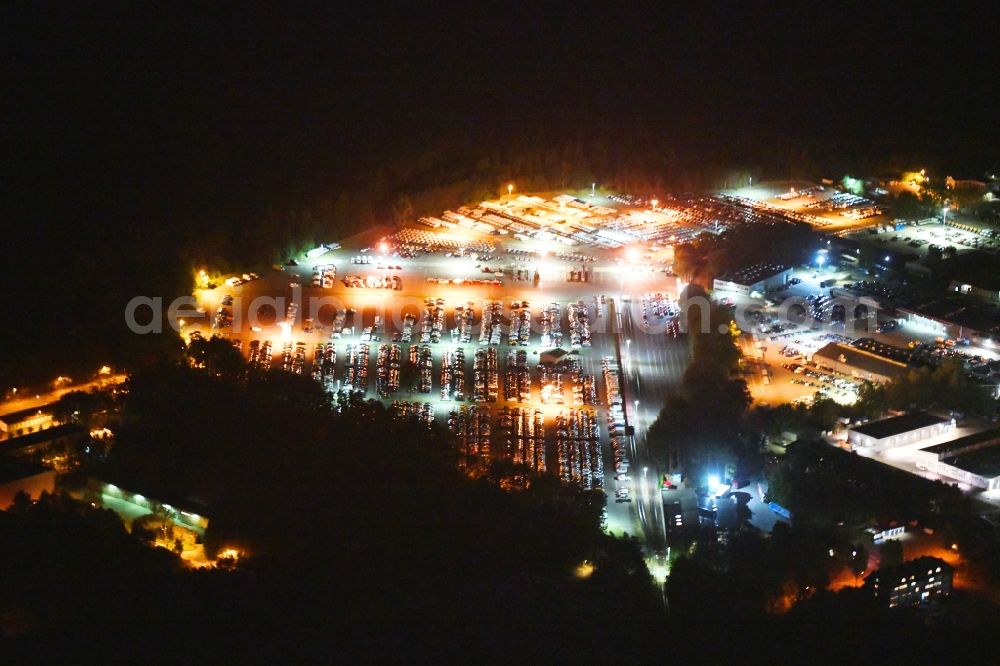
[713,263,791,296]
[0,405,57,440]
[847,411,953,453]
[812,342,911,384]
[917,441,1000,491]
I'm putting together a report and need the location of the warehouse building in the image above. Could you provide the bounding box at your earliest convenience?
[0,423,89,460]
[812,343,911,384]
[916,437,1000,491]
[713,263,791,296]
[0,405,57,440]
[847,412,953,453]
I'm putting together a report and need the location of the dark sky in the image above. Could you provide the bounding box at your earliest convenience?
[6,2,998,182]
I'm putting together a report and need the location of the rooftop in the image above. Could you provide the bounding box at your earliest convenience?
[724,262,791,286]
[943,446,1000,480]
[0,458,49,484]
[900,297,1000,335]
[0,423,87,454]
[0,404,55,425]
[850,338,913,364]
[850,411,950,441]
[813,343,911,381]
[920,427,1000,457]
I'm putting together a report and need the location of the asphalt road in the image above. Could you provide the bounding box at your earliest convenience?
[0,374,127,418]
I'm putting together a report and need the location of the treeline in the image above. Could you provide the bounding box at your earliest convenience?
[57,347,665,659]
[673,220,819,285]
[646,285,754,480]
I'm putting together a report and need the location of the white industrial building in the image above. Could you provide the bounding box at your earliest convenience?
[847,412,953,453]
[914,428,1000,491]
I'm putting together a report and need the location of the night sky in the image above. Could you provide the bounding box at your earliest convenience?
[7,2,999,189]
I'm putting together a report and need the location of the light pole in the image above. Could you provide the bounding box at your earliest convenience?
[942,205,950,226]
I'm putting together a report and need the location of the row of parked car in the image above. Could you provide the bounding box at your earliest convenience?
[342,342,370,391]
[473,347,499,402]
[500,406,545,473]
[449,405,491,463]
[361,315,382,342]
[392,401,435,427]
[400,313,416,343]
[556,408,603,490]
[479,299,504,345]
[508,301,532,346]
[311,342,336,386]
[454,301,475,343]
[311,264,337,288]
[247,339,272,370]
[568,300,593,348]
[504,350,531,402]
[225,272,261,287]
[539,302,563,348]
[440,347,466,400]
[640,291,680,321]
[602,357,630,483]
[416,345,433,393]
[568,358,598,406]
[342,274,402,290]
[376,343,402,397]
[420,298,446,344]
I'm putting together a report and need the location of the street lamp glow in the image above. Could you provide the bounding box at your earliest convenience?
[507,183,514,196]
[650,198,659,209]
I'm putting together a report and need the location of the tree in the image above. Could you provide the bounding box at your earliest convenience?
[672,243,703,282]
[52,389,115,428]
[879,539,903,567]
[391,195,414,226]
[893,191,932,220]
[186,335,245,380]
